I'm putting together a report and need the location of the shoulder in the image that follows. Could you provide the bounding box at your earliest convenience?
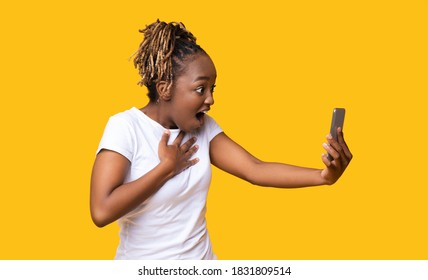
[96,108,141,159]
[99,108,143,142]
[109,107,140,123]
[104,107,143,131]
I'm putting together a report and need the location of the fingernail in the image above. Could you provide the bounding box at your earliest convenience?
[322,143,329,148]
[327,134,333,140]
[164,130,170,135]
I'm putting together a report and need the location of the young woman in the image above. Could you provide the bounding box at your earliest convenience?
[90,20,353,260]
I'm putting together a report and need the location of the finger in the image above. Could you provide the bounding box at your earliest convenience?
[322,142,341,165]
[180,137,197,152]
[336,128,352,167]
[326,133,348,166]
[160,130,171,146]
[184,144,199,158]
[321,153,332,167]
[173,131,186,146]
[337,128,353,160]
[187,157,200,167]
[181,157,200,172]
[324,134,334,161]
[326,134,343,158]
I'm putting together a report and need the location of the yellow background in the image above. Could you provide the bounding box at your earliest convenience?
[1,0,427,259]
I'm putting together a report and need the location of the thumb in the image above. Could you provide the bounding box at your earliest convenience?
[160,130,171,146]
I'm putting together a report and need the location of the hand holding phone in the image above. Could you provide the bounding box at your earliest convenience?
[321,107,353,185]
[327,108,345,161]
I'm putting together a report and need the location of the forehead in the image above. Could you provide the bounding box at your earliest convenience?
[178,54,217,82]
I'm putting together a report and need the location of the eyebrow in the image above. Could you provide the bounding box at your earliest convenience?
[193,75,216,83]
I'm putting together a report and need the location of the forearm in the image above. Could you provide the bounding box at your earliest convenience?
[247,161,327,188]
[91,162,173,227]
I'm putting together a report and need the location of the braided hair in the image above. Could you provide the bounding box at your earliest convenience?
[132,19,206,102]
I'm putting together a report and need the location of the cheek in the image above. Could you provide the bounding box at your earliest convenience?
[172,93,200,111]
[170,99,194,123]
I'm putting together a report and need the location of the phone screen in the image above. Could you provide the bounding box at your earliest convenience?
[328,108,345,160]
[330,108,345,140]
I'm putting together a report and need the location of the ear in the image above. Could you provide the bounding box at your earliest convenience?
[156,81,173,101]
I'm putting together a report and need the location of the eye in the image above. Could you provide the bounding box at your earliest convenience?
[211,84,216,93]
[195,86,204,94]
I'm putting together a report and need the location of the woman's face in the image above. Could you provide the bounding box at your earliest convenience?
[167,54,217,132]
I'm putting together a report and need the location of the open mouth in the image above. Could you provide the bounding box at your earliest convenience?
[195,110,209,125]
[195,111,206,120]
[195,108,210,125]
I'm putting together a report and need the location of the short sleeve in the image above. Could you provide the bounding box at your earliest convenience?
[204,115,223,142]
[96,116,135,162]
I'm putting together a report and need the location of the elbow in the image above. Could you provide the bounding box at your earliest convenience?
[246,176,267,187]
[243,159,265,186]
[90,207,112,228]
[92,217,108,228]
[245,174,259,186]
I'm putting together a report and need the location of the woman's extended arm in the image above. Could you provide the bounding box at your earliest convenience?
[90,131,199,227]
[209,128,352,188]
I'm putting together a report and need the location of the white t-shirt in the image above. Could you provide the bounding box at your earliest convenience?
[96,107,222,260]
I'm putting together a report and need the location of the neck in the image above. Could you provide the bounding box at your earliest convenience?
[140,102,177,129]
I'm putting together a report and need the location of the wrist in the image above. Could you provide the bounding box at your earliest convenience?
[157,160,176,180]
[317,169,330,186]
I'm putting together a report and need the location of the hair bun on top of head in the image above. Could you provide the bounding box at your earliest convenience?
[132,19,202,91]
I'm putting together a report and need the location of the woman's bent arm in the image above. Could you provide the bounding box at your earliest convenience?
[90,130,199,227]
[90,150,173,227]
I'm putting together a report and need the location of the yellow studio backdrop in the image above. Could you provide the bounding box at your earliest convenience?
[0,0,427,259]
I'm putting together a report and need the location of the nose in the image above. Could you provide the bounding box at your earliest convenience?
[204,92,214,106]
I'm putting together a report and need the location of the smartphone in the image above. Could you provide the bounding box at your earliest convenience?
[327,108,345,161]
